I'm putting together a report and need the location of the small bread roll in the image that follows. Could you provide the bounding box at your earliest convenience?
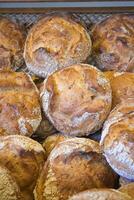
[105,71,134,107]
[0,165,23,200]
[42,134,68,156]
[119,183,134,199]
[92,14,134,72]
[0,71,41,136]
[69,189,133,200]
[41,64,112,136]
[0,18,25,71]
[100,98,134,180]
[24,14,91,77]
[34,138,118,200]
[0,135,46,200]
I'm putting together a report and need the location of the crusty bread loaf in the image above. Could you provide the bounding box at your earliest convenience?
[34,138,118,200]
[41,64,112,136]
[0,165,23,200]
[119,183,134,199]
[24,13,92,77]
[100,98,134,180]
[69,189,133,200]
[42,134,69,156]
[0,18,25,71]
[0,135,46,200]
[92,14,134,72]
[105,71,134,108]
[0,71,41,136]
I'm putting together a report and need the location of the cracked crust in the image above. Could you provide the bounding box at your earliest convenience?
[92,14,134,72]
[34,138,118,200]
[0,71,42,136]
[69,189,133,200]
[41,64,112,136]
[24,13,92,78]
[0,17,25,71]
[0,135,46,200]
[105,71,134,108]
[100,98,134,180]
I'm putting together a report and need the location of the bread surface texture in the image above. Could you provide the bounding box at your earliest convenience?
[34,138,117,200]
[24,14,92,77]
[41,64,111,136]
[100,98,134,179]
[92,14,134,72]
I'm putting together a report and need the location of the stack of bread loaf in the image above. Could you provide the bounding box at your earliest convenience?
[0,13,133,200]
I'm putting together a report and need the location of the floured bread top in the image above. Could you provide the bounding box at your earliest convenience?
[41,64,112,136]
[0,71,41,136]
[24,14,92,77]
[34,138,117,200]
[0,135,46,200]
[92,14,134,72]
[0,18,25,71]
[100,98,134,179]
[0,165,23,200]
[69,189,133,200]
[105,71,134,108]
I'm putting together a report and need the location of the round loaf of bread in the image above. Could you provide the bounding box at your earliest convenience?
[0,18,25,71]
[34,138,118,200]
[105,71,134,108]
[119,183,134,199]
[24,14,92,77]
[100,98,134,180]
[42,134,69,156]
[69,189,133,200]
[92,14,134,72]
[0,135,46,200]
[0,165,23,200]
[0,71,41,136]
[41,64,112,136]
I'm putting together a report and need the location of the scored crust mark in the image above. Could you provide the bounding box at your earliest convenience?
[24,14,92,78]
[0,17,25,71]
[105,71,134,108]
[100,98,134,180]
[34,138,118,200]
[41,64,112,136]
[0,135,46,200]
[92,14,134,72]
[0,71,41,137]
[69,189,133,200]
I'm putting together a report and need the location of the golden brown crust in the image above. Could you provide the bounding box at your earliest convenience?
[34,138,118,200]
[41,64,112,136]
[119,183,134,199]
[92,14,134,72]
[0,17,25,71]
[100,98,134,179]
[24,14,92,78]
[0,71,41,136]
[0,165,23,200]
[0,135,46,200]
[69,189,133,200]
[42,134,69,156]
[105,71,134,108]
[119,177,132,187]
